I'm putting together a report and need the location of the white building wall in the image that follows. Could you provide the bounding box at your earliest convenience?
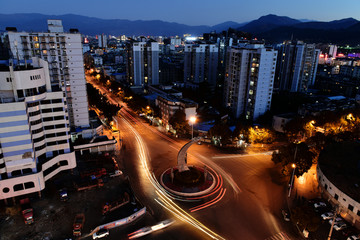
[317,165,360,227]
[253,48,277,119]
[0,59,76,200]
[6,23,90,128]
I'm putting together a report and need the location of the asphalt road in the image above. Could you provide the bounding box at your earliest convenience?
[86,76,302,240]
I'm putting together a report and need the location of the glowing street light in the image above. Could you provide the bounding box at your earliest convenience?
[288,163,296,198]
[190,116,196,139]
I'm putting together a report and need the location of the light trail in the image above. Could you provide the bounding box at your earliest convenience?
[212,151,274,159]
[120,111,226,240]
[190,188,227,213]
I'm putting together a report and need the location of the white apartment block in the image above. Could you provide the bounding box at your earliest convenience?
[97,34,107,48]
[5,20,90,128]
[184,44,218,92]
[0,57,75,200]
[224,44,277,120]
[127,41,159,87]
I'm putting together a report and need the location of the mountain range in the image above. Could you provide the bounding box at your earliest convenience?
[0,13,359,44]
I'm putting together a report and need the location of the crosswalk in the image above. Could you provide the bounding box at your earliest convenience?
[265,232,292,240]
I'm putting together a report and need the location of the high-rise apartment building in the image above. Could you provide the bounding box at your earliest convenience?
[224,43,277,120]
[4,20,90,128]
[97,34,107,48]
[0,57,75,200]
[184,44,218,92]
[275,41,320,93]
[126,40,159,87]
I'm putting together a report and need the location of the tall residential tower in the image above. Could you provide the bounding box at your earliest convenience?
[4,20,90,128]
[126,40,159,87]
[224,43,277,120]
[275,41,320,92]
[184,43,218,93]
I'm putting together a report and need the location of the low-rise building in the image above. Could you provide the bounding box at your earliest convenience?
[317,142,360,229]
[156,94,197,130]
[272,113,295,133]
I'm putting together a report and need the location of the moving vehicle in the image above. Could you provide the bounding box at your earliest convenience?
[92,228,109,239]
[281,209,290,221]
[20,198,34,224]
[73,213,85,237]
[109,170,123,178]
[102,192,130,215]
[59,188,69,201]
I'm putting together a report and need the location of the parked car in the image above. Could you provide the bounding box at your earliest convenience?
[334,222,347,231]
[329,217,343,225]
[321,212,334,220]
[281,210,290,221]
[314,202,327,208]
[92,228,109,239]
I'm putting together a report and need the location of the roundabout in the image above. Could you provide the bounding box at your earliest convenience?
[158,137,224,206]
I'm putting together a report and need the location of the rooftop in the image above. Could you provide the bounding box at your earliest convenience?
[318,141,360,203]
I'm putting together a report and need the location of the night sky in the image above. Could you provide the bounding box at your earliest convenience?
[1,0,359,26]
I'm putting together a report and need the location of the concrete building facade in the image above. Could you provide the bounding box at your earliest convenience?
[224,44,277,120]
[126,41,159,87]
[4,20,90,128]
[275,41,320,93]
[184,44,218,93]
[0,58,75,200]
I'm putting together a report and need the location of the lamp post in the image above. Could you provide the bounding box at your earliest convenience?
[288,163,296,198]
[189,116,196,139]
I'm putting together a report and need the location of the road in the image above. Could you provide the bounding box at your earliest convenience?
[86,75,301,240]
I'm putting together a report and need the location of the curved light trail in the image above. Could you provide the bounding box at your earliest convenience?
[120,111,225,240]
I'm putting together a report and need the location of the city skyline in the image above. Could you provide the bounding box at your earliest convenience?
[1,0,360,26]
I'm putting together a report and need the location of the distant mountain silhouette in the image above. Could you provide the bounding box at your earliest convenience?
[293,18,359,30]
[237,15,360,44]
[0,13,359,44]
[238,14,301,33]
[210,21,248,32]
[0,13,245,36]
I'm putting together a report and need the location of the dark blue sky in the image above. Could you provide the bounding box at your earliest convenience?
[2,0,358,25]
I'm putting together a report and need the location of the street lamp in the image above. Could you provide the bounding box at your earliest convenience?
[288,163,296,198]
[189,116,196,139]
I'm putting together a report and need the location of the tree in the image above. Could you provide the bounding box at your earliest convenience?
[248,127,275,144]
[209,122,232,146]
[233,120,251,142]
[169,110,190,136]
[272,142,315,177]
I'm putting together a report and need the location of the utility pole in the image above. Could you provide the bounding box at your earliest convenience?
[327,206,339,240]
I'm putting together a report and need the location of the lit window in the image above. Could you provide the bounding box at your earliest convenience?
[34,43,40,49]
